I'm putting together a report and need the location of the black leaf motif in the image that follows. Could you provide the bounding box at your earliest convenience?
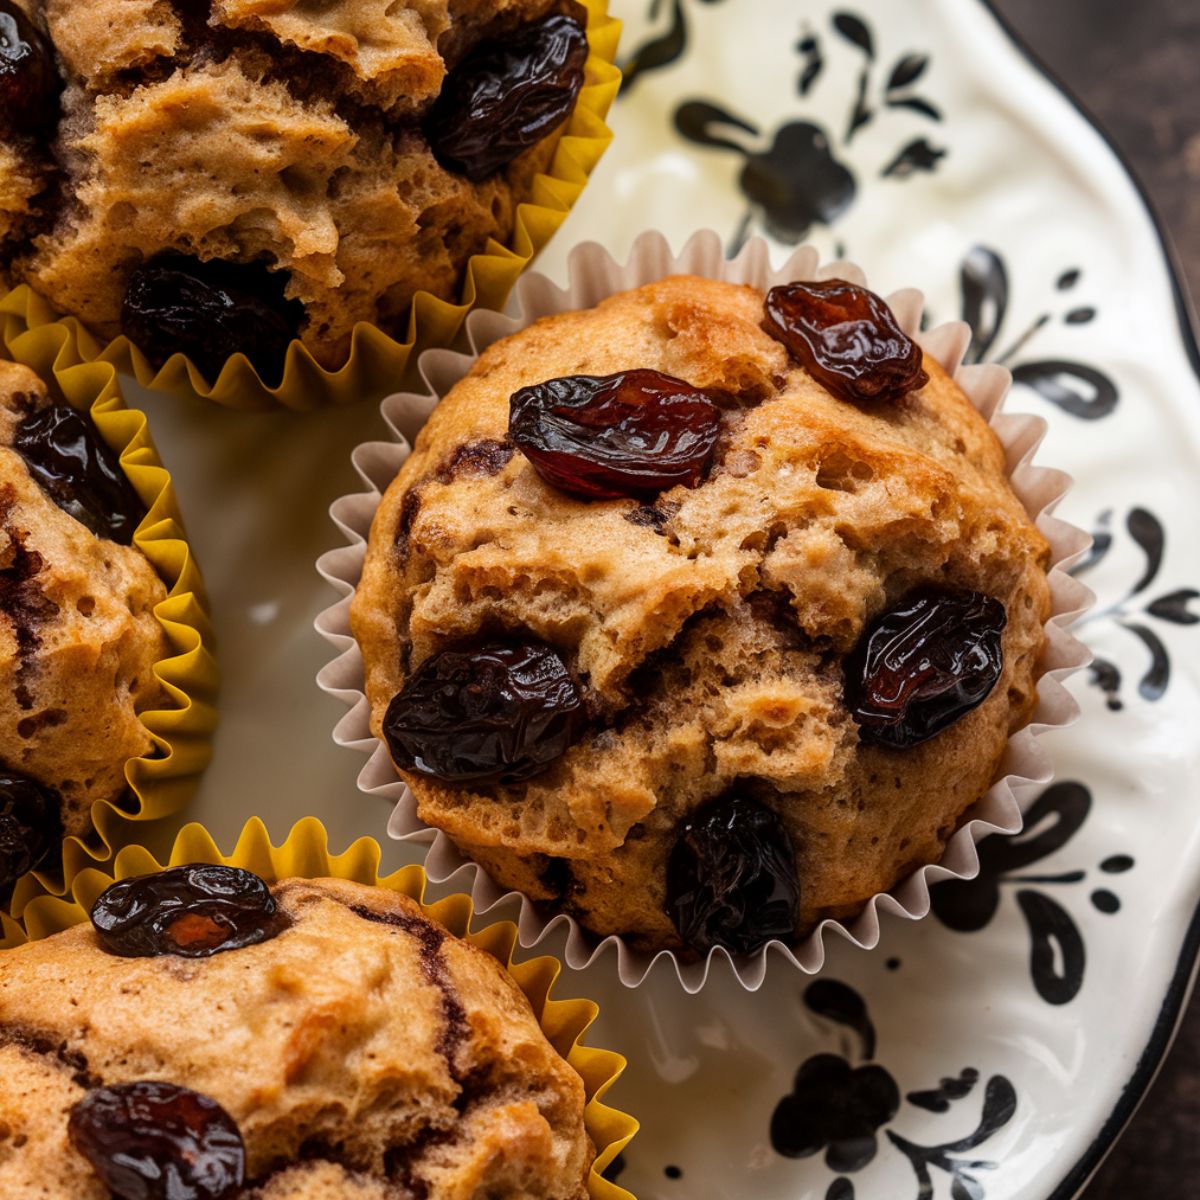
[1069,512,1112,575]
[1121,620,1170,699]
[798,33,824,95]
[1016,889,1085,1005]
[944,1076,1018,1153]
[827,1179,855,1200]
[1125,507,1165,595]
[907,1068,979,1114]
[805,979,877,1060]
[832,11,874,58]
[887,52,928,89]
[620,0,686,93]
[1065,306,1096,324]
[881,138,946,178]
[1056,268,1081,290]
[673,100,760,152]
[1088,656,1123,710]
[1010,360,1119,420]
[960,247,1008,365]
[885,96,942,121]
[846,68,873,142]
[1148,588,1200,624]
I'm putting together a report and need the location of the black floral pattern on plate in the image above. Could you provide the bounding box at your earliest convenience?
[1070,506,1198,708]
[932,782,1134,1005]
[771,980,1017,1199]
[959,245,1119,419]
[622,6,947,252]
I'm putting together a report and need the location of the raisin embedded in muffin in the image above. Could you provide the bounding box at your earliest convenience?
[0,869,594,1198]
[0,0,590,379]
[0,359,166,891]
[351,275,1052,957]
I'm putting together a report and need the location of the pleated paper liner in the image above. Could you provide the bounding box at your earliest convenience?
[0,0,621,413]
[0,312,218,918]
[0,817,639,1200]
[316,231,1095,992]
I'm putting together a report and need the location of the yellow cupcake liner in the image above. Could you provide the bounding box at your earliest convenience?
[0,313,219,916]
[0,1,621,413]
[1,816,638,1199]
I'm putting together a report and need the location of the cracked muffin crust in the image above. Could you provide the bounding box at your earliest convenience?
[0,0,587,374]
[351,275,1053,954]
[0,874,593,1198]
[0,358,166,883]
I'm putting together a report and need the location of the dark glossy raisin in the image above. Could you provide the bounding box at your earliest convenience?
[384,639,584,786]
[764,279,929,404]
[509,370,723,500]
[13,404,146,545]
[91,864,283,958]
[0,1,60,135]
[666,794,799,956]
[69,1081,245,1200]
[121,254,303,384]
[0,770,61,894]
[846,588,1007,749]
[424,13,587,180]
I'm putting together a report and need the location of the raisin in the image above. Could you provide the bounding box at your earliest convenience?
[0,771,61,894]
[846,588,1007,749]
[13,404,146,545]
[666,794,799,956]
[121,254,303,385]
[383,639,584,786]
[425,13,587,180]
[764,279,929,404]
[509,370,723,500]
[91,864,284,958]
[0,1,60,136]
[69,1081,245,1200]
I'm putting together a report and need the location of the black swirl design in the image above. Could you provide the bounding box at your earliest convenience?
[1071,506,1198,708]
[932,783,1134,1005]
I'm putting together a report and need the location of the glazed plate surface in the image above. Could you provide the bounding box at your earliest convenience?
[126,1,1200,1197]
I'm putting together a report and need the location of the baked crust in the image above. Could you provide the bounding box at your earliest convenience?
[0,359,166,838]
[4,0,572,368]
[0,875,592,1198]
[352,276,1053,951]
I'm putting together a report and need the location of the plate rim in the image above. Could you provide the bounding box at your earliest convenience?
[974,3,1200,1196]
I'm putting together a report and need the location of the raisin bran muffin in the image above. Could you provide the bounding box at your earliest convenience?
[0,870,593,1198]
[0,358,165,890]
[351,274,1052,957]
[0,0,590,379]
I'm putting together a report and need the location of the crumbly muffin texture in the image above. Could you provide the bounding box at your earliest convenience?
[0,359,166,838]
[352,275,1052,951]
[3,0,574,368]
[0,875,593,1198]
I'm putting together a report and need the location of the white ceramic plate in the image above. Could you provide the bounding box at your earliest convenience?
[123,1,1200,1197]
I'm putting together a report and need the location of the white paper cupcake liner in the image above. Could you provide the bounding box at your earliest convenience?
[316,229,1094,994]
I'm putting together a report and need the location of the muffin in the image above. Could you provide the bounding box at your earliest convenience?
[0,357,165,892]
[0,867,594,1198]
[0,0,591,381]
[351,274,1052,957]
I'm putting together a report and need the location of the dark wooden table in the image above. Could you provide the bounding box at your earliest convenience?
[990,0,1200,1194]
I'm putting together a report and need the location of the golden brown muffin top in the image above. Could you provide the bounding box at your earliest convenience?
[351,276,1051,949]
[0,359,166,843]
[0,875,593,1198]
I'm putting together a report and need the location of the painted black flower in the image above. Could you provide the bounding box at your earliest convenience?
[770,980,1017,1199]
[771,1053,899,1171]
[623,7,947,252]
